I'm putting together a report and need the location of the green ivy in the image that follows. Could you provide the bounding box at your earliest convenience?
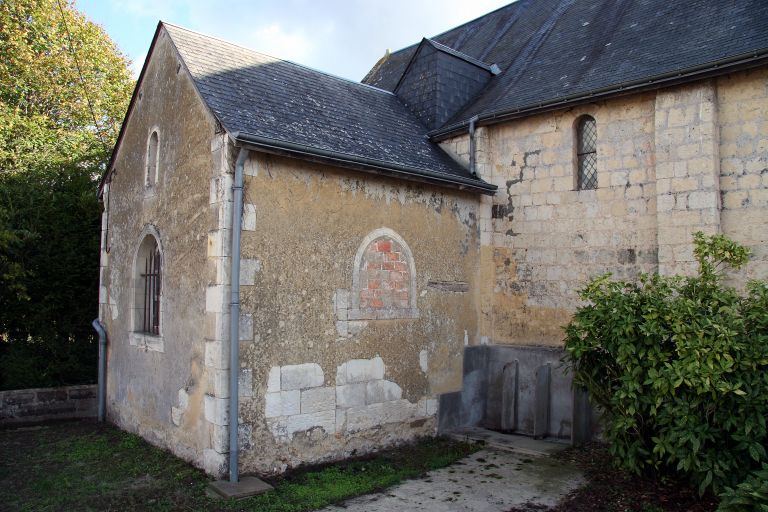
[564,232,768,499]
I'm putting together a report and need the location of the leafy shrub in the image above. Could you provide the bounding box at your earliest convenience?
[718,464,768,512]
[564,232,768,496]
[0,165,100,390]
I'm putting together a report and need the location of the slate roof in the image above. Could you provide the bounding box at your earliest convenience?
[161,24,495,193]
[363,0,768,138]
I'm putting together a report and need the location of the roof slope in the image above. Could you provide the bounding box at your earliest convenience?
[364,0,768,135]
[163,24,493,192]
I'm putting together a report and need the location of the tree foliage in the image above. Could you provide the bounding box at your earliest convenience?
[564,232,768,501]
[0,0,133,171]
[0,0,133,389]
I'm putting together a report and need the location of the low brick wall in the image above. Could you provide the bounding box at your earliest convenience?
[0,384,97,425]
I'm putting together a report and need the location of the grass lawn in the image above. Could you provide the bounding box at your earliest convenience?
[0,420,478,512]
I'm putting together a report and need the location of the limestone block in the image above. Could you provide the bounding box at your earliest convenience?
[335,409,347,432]
[178,388,189,410]
[212,424,228,452]
[243,157,259,176]
[286,410,336,436]
[336,356,385,385]
[240,259,261,285]
[345,399,416,431]
[335,320,348,337]
[267,366,281,392]
[204,395,228,426]
[203,449,227,478]
[204,311,229,342]
[419,350,428,373]
[239,314,254,341]
[204,340,229,370]
[242,203,257,231]
[265,390,300,418]
[205,285,227,313]
[687,191,718,210]
[281,363,324,390]
[210,368,229,398]
[171,407,183,426]
[426,398,439,416]
[366,380,402,404]
[267,417,288,440]
[207,229,229,258]
[334,289,349,311]
[301,387,335,414]
[336,383,366,408]
[239,369,252,398]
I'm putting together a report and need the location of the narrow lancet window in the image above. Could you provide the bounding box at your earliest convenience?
[576,116,597,190]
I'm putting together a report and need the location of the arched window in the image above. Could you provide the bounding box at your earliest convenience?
[145,130,159,188]
[575,115,597,190]
[348,228,418,320]
[134,233,162,335]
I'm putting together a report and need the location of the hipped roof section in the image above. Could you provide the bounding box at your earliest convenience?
[364,0,768,139]
[101,23,495,196]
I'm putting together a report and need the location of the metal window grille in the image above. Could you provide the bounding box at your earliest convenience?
[141,245,161,335]
[577,116,597,190]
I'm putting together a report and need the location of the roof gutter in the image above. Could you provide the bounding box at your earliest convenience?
[429,49,768,141]
[231,131,497,195]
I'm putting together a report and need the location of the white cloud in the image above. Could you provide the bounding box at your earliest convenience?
[243,23,312,63]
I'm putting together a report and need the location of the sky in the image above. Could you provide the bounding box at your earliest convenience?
[75,0,512,82]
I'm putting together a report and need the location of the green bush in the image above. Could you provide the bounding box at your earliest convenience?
[0,165,100,390]
[564,232,768,497]
[718,464,768,512]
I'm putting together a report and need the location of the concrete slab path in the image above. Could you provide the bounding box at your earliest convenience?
[321,446,584,512]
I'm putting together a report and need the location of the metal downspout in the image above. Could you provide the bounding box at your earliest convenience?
[229,147,250,483]
[469,116,479,177]
[91,319,107,422]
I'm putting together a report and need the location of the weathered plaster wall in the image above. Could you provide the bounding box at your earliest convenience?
[233,153,481,474]
[98,28,222,470]
[440,69,767,347]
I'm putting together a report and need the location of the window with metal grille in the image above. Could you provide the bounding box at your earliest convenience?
[576,116,597,190]
[134,234,161,335]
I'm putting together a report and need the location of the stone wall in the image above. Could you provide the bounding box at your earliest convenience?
[233,151,481,475]
[717,68,768,285]
[0,385,97,425]
[98,26,224,474]
[440,67,768,348]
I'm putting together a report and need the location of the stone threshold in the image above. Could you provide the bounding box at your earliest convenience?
[446,426,570,457]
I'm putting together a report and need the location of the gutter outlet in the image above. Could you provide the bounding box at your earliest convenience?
[469,116,479,177]
[91,319,107,422]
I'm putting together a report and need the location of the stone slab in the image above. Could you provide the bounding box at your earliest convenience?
[446,427,569,457]
[208,476,273,499]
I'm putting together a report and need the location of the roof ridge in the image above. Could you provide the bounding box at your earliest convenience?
[161,21,394,95]
[426,39,499,73]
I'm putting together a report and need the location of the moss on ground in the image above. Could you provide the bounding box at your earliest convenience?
[0,420,478,511]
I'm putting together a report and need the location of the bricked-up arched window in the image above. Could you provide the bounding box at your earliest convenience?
[576,115,597,190]
[145,130,159,188]
[349,228,418,320]
[133,232,162,335]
